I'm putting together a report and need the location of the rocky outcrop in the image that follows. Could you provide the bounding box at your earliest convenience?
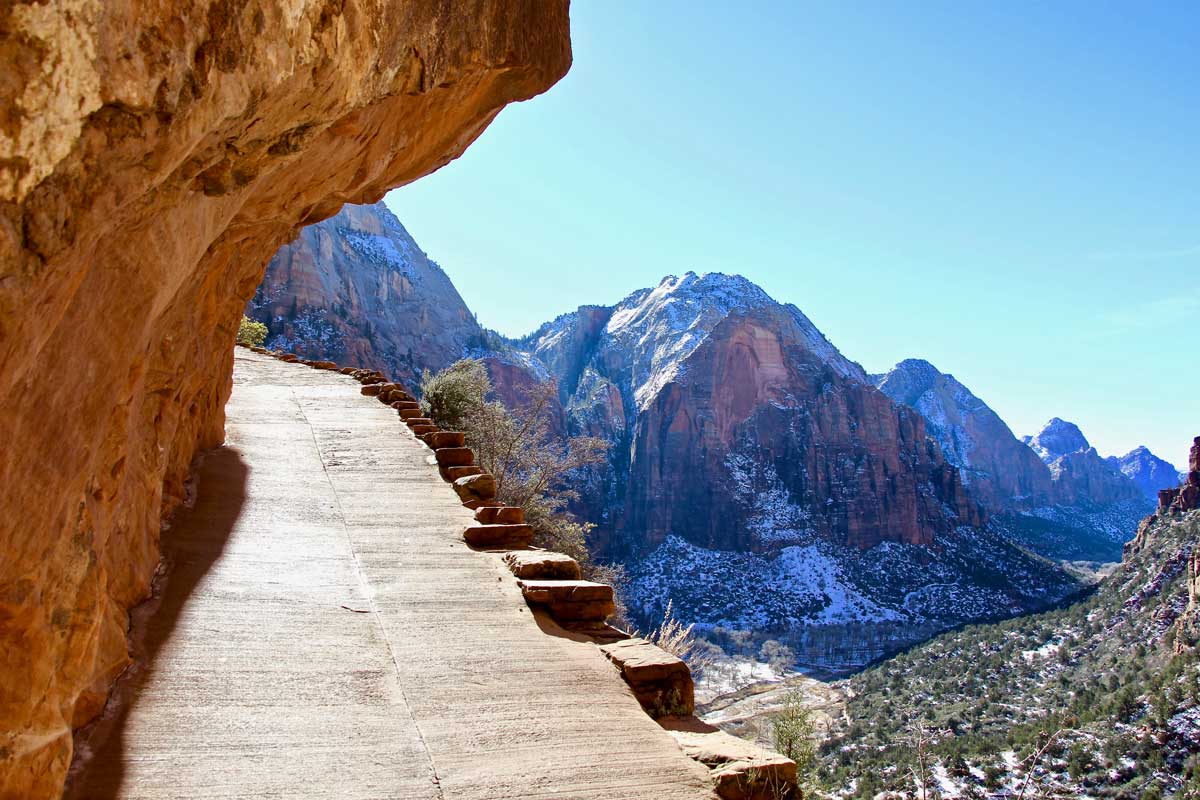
[1116,437,1200,652]
[0,3,570,796]
[668,726,800,800]
[600,637,695,718]
[875,359,1056,510]
[249,202,483,387]
[1158,437,1200,516]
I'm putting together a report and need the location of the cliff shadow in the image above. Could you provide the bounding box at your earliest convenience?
[64,446,248,799]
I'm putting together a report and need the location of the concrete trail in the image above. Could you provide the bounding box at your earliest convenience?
[67,350,715,800]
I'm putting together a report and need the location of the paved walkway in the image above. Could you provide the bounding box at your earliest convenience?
[66,350,713,800]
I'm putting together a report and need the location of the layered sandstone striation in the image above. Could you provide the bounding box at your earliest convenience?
[0,2,570,795]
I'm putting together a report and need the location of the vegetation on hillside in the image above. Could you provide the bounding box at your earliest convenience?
[812,512,1200,798]
[773,690,820,791]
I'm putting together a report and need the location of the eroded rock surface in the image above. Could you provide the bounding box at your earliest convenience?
[0,2,570,796]
[248,201,484,387]
[600,637,695,718]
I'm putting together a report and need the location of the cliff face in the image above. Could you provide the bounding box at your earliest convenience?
[875,359,1056,511]
[249,202,483,388]
[0,3,571,796]
[522,275,982,556]
[514,274,1073,648]
[621,312,983,554]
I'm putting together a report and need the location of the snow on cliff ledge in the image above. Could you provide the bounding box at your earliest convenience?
[605,272,864,409]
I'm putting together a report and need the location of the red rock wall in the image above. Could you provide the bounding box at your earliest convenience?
[1158,436,1200,515]
[0,2,570,796]
[624,313,983,554]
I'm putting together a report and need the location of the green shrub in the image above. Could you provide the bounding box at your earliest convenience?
[419,359,490,432]
[772,690,818,786]
[236,315,268,347]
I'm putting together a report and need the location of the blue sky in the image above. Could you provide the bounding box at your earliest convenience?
[386,1,1199,469]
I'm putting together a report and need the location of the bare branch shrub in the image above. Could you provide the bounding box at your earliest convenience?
[420,359,619,609]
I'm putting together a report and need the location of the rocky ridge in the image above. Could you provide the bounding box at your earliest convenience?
[1109,445,1187,503]
[0,3,571,796]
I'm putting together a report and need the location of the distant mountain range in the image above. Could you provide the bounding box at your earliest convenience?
[250,201,1183,669]
[1107,445,1187,503]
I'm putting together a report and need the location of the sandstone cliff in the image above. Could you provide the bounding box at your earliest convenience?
[511,274,1074,649]
[0,3,570,796]
[875,359,1056,511]
[249,201,483,387]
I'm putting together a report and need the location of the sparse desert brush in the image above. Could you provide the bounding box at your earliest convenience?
[237,315,268,347]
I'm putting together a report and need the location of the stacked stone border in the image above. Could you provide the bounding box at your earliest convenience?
[247,345,801,800]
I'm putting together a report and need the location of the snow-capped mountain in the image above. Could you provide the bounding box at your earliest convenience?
[247,202,484,386]
[1107,445,1185,503]
[506,272,1080,664]
[1023,417,1090,463]
[875,362,1153,562]
[1022,417,1146,508]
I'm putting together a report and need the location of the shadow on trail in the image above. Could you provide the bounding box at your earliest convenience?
[64,447,248,800]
